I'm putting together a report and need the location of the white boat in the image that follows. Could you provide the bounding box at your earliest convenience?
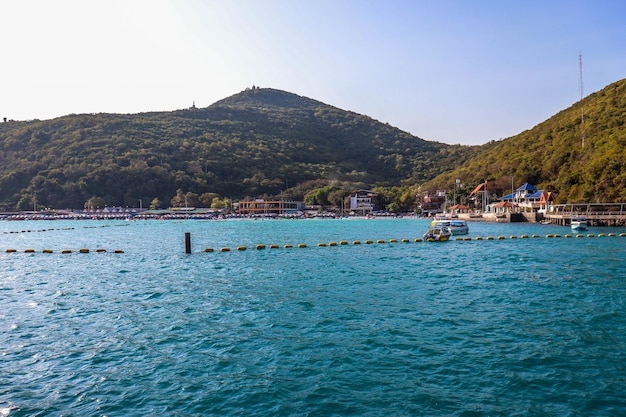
[423,225,452,242]
[431,219,469,235]
[571,216,588,231]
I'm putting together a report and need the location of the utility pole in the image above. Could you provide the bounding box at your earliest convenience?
[483,180,488,213]
[453,179,460,206]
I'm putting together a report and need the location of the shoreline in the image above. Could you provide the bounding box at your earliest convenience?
[1,211,624,227]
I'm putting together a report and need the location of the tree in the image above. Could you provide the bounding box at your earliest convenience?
[304,185,338,206]
[200,192,220,207]
[85,196,106,210]
[328,188,350,208]
[211,197,228,209]
[150,197,162,210]
[170,189,186,207]
[184,192,200,207]
[16,195,33,211]
[386,201,400,213]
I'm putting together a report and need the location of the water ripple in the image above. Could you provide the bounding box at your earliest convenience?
[1,219,626,415]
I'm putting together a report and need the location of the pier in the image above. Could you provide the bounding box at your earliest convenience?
[451,203,626,226]
[543,203,626,226]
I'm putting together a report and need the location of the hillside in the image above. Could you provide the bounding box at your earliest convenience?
[0,87,475,210]
[423,78,626,203]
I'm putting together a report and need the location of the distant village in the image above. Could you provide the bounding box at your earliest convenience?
[3,182,626,226]
[1,182,555,221]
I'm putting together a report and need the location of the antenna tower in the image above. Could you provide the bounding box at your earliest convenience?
[579,52,585,148]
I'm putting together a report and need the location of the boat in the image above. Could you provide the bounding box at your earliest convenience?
[423,225,452,242]
[431,219,469,235]
[571,216,588,231]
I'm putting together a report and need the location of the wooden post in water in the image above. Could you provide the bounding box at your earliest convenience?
[185,232,191,254]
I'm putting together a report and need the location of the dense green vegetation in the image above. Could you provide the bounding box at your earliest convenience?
[423,78,626,203]
[1,79,625,212]
[0,87,474,211]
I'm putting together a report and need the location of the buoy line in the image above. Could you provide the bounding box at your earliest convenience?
[2,224,129,235]
[200,232,625,253]
[3,227,77,234]
[2,248,125,254]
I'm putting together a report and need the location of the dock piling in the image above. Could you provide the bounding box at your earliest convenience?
[185,232,191,254]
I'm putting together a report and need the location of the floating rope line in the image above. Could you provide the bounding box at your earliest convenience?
[3,248,125,254]
[199,233,626,253]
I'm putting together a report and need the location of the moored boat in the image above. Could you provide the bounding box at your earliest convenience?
[423,225,452,242]
[431,219,469,235]
[571,216,588,231]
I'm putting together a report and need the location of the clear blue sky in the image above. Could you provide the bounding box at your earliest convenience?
[1,0,625,145]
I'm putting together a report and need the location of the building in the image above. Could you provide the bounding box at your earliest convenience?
[349,190,380,215]
[238,199,303,216]
[468,182,491,212]
[420,191,447,216]
[500,183,556,212]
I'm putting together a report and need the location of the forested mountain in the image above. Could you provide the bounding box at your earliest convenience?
[2,79,625,212]
[423,78,626,203]
[0,87,475,210]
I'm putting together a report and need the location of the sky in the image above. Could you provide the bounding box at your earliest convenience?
[1,0,625,145]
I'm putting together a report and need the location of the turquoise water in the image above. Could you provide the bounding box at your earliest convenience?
[1,218,626,416]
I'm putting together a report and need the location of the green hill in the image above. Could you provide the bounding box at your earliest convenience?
[0,87,475,210]
[423,78,626,203]
[2,79,625,212]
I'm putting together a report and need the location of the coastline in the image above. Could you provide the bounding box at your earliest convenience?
[2,210,624,227]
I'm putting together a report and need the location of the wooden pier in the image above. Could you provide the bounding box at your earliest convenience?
[543,203,626,227]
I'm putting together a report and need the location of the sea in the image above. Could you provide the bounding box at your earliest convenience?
[1,218,625,416]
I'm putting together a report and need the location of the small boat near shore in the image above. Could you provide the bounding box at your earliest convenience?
[431,218,469,235]
[423,225,452,242]
[571,216,588,231]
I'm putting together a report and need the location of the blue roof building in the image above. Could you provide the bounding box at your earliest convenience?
[499,183,556,213]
